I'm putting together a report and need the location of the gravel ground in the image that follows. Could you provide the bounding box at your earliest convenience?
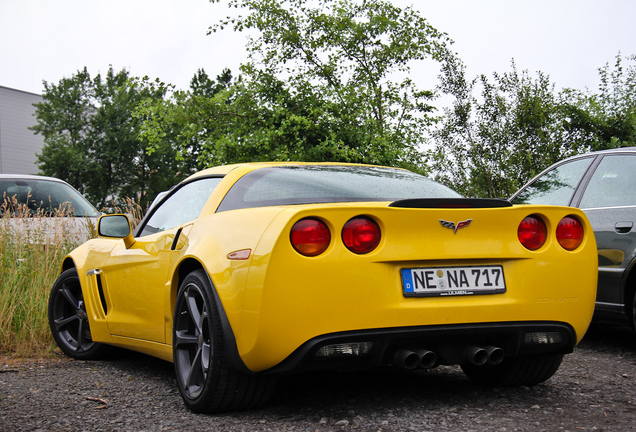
[2,323,636,432]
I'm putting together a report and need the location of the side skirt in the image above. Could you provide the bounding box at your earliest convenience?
[110,335,173,363]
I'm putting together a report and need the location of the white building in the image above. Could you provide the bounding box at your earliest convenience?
[0,86,44,174]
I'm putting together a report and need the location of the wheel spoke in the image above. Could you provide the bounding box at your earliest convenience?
[60,283,79,309]
[76,316,87,351]
[185,288,203,335]
[53,315,78,332]
[174,330,198,347]
[185,346,205,395]
[201,341,211,371]
[200,303,211,370]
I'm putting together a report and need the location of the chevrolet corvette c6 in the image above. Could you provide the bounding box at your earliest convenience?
[48,163,598,413]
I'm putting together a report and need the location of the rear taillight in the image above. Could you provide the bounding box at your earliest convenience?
[556,216,583,250]
[290,218,330,256]
[518,215,547,250]
[342,216,381,254]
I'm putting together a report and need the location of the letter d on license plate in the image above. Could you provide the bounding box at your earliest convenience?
[401,265,506,297]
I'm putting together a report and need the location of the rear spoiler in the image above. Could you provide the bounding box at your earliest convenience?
[389,198,512,209]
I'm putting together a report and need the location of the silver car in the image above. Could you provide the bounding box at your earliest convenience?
[1,174,100,244]
[510,147,636,330]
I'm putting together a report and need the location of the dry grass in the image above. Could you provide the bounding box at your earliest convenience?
[0,196,143,358]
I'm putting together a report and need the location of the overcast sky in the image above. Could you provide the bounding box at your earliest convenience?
[1,0,634,97]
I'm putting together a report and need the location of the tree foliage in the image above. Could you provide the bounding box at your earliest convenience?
[561,53,636,150]
[32,1,634,205]
[32,67,189,209]
[431,53,636,198]
[432,58,589,198]
[31,68,95,193]
[137,0,454,171]
[135,68,254,169]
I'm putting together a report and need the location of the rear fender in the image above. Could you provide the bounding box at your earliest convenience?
[171,260,253,374]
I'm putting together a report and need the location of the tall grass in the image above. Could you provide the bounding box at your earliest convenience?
[0,196,143,358]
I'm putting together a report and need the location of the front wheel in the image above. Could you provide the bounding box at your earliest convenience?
[173,269,276,413]
[461,354,564,387]
[48,268,105,360]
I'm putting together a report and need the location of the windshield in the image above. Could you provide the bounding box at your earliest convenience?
[217,165,462,212]
[0,178,100,217]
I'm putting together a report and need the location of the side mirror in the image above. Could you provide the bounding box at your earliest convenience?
[98,214,135,248]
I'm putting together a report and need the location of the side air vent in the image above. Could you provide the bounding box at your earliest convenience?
[87,268,108,315]
[96,274,108,315]
[389,198,512,209]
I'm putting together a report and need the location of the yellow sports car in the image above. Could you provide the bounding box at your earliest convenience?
[48,162,597,413]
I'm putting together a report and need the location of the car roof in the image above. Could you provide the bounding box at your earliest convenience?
[548,146,636,165]
[185,161,387,181]
[0,174,69,183]
[577,146,636,156]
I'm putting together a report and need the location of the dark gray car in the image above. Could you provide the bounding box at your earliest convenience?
[510,147,636,330]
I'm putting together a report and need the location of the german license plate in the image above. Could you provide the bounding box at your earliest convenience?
[401,265,506,297]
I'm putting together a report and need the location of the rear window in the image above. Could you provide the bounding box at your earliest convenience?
[217,165,461,212]
[0,178,99,217]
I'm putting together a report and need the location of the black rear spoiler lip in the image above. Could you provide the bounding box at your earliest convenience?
[389,198,513,209]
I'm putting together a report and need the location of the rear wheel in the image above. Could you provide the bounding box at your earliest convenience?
[461,354,564,387]
[173,269,276,413]
[48,268,104,360]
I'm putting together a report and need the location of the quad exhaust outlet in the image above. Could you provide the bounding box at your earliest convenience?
[393,346,505,369]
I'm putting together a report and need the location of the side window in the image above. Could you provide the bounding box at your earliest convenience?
[511,157,593,205]
[138,177,222,237]
[579,155,636,209]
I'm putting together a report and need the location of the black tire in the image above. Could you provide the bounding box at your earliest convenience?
[48,268,105,360]
[632,292,636,331]
[173,269,276,413]
[461,354,564,387]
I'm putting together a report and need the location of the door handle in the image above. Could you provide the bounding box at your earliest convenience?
[615,222,634,233]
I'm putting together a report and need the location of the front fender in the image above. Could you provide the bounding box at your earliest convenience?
[61,239,120,344]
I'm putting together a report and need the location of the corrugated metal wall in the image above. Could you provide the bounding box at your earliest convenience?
[0,86,44,174]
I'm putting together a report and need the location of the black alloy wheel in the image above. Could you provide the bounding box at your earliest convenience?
[173,269,276,413]
[48,268,104,360]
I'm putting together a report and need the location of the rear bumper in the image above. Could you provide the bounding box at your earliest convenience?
[262,321,576,375]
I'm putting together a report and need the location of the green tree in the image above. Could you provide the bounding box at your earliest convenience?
[33,68,188,209]
[159,0,454,169]
[561,53,636,150]
[135,68,246,169]
[431,58,582,198]
[31,68,95,194]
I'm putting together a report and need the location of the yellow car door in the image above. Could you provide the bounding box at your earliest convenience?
[99,228,178,343]
[99,176,223,344]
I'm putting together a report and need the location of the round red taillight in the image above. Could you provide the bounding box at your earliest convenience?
[291,218,330,256]
[518,215,547,250]
[556,216,583,251]
[342,216,381,254]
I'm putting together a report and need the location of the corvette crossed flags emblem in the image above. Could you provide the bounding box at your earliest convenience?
[439,219,473,234]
